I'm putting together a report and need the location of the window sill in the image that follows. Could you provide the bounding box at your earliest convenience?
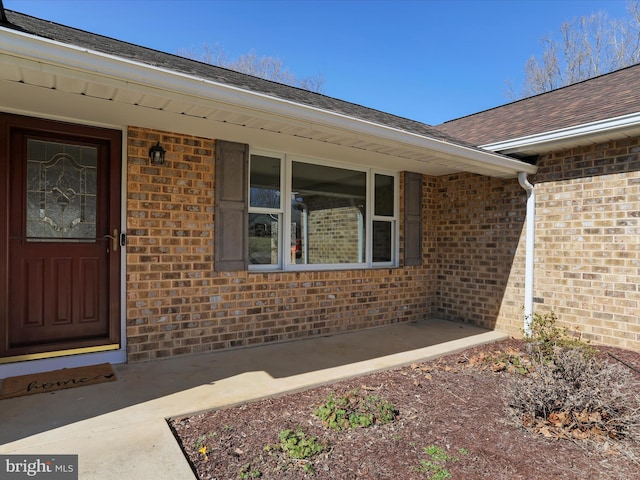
[248,263,399,274]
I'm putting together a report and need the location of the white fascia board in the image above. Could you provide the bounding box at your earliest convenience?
[482,112,640,153]
[1,27,536,176]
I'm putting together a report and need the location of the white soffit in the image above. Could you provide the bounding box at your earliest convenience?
[0,27,536,178]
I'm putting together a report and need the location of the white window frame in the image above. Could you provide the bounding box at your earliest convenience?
[249,150,399,271]
[248,150,285,272]
[370,172,399,267]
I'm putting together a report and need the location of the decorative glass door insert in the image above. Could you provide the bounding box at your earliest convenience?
[26,139,97,241]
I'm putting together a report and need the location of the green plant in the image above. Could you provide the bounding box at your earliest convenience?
[194,431,217,451]
[265,428,325,460]
[279,428,324,459]
[264,428,325,475]
[238,463,261,479]
[314,389,397,430]
[415,445,468,479]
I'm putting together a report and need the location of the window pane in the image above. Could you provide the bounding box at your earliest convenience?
[292,162,366,264]
[373,221,392,262]
[249,213,279,265]
[250,155,281,209]
[374,174,394,217]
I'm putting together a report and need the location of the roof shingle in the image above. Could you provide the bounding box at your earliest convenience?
[437,64,640,146]
[4,9,474,149]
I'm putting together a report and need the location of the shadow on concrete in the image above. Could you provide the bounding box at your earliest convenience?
[0,318,493,444]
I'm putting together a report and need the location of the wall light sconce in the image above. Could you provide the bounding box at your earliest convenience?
[149,141,166,166]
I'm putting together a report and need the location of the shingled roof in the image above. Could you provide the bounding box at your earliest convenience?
[3,9,471,149]
[437,63,640,147]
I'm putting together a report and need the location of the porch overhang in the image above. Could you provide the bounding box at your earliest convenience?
[0,26,536,178]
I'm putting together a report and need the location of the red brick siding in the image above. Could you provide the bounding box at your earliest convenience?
[126,127,216,361]
[432,174,526,329]
[125,128,640,358]
[126,128,432,361]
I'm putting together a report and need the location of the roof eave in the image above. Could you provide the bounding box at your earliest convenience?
[481,111,640,155]
[1,25,536,178]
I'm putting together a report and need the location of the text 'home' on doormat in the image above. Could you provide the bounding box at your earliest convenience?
[0,363,116,400]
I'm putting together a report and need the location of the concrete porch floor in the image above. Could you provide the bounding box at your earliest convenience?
[0,318,508,479]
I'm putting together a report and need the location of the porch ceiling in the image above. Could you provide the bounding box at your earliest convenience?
[0,27,536,178]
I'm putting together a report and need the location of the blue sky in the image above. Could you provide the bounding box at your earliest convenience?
[4,0,633,124]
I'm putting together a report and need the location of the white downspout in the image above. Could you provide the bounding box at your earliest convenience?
[518,172,535,336]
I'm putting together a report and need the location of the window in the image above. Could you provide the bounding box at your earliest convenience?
[248,153,283,267]
[248,152,398,270]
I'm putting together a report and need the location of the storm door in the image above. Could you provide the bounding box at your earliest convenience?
[1,115,121,360]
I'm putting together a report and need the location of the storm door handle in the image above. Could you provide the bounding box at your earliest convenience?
[103,228,119,252]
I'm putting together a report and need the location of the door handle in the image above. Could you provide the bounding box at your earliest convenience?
[103,228,119,252]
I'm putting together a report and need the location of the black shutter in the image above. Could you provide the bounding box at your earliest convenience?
[403,172,423,266]
[214,140,249,271]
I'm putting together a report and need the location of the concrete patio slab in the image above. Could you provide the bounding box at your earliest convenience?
[0,319,508,480]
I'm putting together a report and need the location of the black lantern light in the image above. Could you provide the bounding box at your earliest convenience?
[149,141,166,166]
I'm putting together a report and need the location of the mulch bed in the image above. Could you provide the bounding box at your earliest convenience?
[169,339,640,479]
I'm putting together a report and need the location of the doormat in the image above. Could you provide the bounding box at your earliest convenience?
[0,363,116,400]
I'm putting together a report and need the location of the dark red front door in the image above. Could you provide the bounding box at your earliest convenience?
[1,114,121,359]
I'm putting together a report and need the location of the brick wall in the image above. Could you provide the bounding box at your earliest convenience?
[125,127,640,359]
[529,140,640,350]
[432,140,640,352]
[125,127,432,361]
[126,127,216,361]
[432,174,526,330]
